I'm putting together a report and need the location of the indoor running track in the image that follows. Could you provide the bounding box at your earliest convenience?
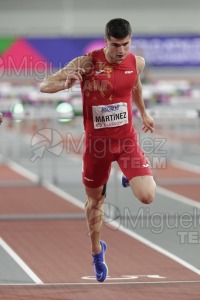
[0,164,200,300]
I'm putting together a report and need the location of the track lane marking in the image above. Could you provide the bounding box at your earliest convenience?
[0,280,200,286]
[6,160,200,276]
[156,186,200,209]
[0,237,43,284]
[171,159,200,174]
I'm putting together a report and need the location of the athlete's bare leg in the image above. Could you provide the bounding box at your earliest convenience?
[85,185,106,254]
[129,175,156,204]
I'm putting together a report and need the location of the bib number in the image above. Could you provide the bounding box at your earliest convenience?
[92,102,128,129]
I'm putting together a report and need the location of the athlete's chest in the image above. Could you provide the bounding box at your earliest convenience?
[82,59,137,100]
[93,59,137,86]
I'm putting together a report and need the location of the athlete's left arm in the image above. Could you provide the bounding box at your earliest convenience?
[132,56,154,133]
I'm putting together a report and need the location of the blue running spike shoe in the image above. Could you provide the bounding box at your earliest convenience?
[122,174,129,187]
[93,240,108,282]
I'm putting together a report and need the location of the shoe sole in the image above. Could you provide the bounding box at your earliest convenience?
[99,240,108,281]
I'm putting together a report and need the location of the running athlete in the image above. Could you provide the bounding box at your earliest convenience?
[40,18,156,282]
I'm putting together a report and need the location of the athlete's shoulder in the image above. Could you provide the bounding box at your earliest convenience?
[69,55,93,69]
[126,51,137,63]
[86,48,104,59]
[135,55,145,73]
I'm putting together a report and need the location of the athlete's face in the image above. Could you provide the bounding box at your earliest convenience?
[104,36,132,64]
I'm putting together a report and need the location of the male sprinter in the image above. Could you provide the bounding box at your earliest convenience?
[40,18,156,282]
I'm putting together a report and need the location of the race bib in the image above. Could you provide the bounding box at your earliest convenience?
[92,102,128,129]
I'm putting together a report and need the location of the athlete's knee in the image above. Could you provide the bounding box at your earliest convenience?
[135,183,156,205]
[85,195,104,210]
[138,191,154,204]
[85,184,107,207]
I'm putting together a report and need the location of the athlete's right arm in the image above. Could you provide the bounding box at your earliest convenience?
[40,55,92,93]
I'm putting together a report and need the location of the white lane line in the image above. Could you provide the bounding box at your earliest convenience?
[6,160,85,209]
[111,221,200,275]
[8,158,200,209]
[6,160,200,276]
[171,159,200,174]
[6,160,39,183]
[156,186,200,209]
[44,181,84,210]
[0,280,200,286]
[118,171,200,209]
[0,237,43,284]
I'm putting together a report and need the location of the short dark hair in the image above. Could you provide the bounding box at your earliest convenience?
[105,18,132,40]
